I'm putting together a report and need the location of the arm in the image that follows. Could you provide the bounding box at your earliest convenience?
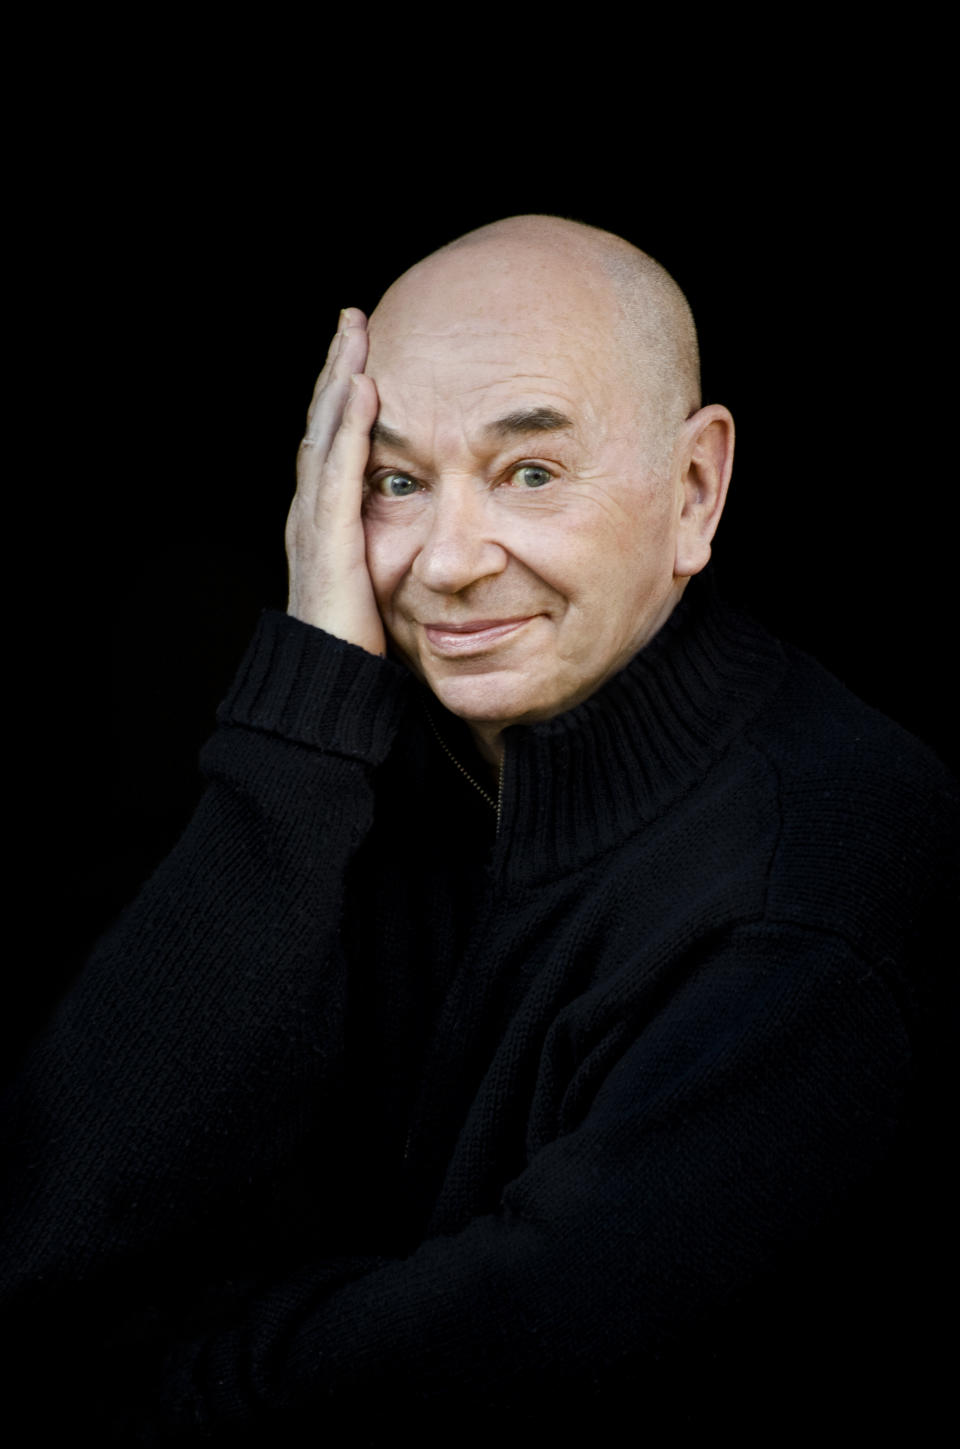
[2,311,400,1298]
[2,621,409,1283]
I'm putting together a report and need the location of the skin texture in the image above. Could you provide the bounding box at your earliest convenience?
[286,216,734,766]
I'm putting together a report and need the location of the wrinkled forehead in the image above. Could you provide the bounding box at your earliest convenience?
[366,257,630,435]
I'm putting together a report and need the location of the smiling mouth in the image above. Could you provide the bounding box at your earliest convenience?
[422,617,538,655]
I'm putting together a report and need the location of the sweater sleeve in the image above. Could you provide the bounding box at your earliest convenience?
[131,919,924,1439]
[1,611,411,1297]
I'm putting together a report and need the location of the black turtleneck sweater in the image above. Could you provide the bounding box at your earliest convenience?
[2,575,957,1442]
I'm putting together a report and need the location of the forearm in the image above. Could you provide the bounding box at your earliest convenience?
[1,612,411,1295]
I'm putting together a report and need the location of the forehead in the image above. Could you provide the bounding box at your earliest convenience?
[365,254,630,439]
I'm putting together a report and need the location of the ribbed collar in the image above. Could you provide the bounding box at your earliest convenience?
[418,571,787,884]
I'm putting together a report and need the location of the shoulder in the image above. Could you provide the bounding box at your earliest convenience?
[746,634,957,836]
[739,636,958,957]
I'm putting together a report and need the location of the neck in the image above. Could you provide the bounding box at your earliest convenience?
[468,722,506,775]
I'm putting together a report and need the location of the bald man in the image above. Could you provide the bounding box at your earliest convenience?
[3,217,956,1441]
[289,215,723,751]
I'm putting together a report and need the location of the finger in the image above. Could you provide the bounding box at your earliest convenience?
[316,315,345,381]
[307,311,351,408]
[305,310,368,428]
[313,373,378,530]
[300,324,370,489]
[297,324,369,500]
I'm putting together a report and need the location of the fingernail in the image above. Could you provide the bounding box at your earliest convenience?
[338,308,349,332]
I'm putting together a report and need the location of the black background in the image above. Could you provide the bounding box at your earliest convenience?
[21,76,954,1044]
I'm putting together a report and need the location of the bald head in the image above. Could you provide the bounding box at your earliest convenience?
[369,214,701,468]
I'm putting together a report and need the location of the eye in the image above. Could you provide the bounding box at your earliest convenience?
[508,464,552,490]
[374,472,420,498]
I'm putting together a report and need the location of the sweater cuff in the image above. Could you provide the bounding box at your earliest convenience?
[216,610,413,763]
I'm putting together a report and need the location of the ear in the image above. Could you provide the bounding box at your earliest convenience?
[673,404,735,579]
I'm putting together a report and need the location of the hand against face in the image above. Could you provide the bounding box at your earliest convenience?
[285,310,385,656]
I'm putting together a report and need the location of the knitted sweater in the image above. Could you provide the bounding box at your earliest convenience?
[2,574,956,1442]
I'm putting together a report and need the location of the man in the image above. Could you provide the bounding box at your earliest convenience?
[3,216,956,1441]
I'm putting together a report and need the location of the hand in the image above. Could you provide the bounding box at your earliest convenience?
[285,309,386,657]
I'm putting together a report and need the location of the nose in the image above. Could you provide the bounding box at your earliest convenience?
[411,480,509,595]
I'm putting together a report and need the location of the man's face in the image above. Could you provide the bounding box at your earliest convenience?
[362,251,686,744]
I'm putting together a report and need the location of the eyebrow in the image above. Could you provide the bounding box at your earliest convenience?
[369,406,574,454]
[483,406,575,440]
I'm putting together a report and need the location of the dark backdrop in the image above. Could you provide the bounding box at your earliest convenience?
[22,110,953,1050]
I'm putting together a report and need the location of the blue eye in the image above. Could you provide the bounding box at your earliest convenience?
[376,473,420,498]
[510,465,552,489]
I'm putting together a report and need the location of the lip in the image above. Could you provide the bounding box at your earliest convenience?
[422,616,538,656]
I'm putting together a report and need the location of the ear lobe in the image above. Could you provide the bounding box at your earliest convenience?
[674,404,735,578]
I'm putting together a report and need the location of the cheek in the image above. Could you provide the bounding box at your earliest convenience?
[591,480,676,564]
[512,504,648,602]
[363,519,416,610]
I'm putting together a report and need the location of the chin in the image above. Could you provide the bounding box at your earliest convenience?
[425,668,546,728]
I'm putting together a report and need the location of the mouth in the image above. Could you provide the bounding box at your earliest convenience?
[421,616,539,656]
